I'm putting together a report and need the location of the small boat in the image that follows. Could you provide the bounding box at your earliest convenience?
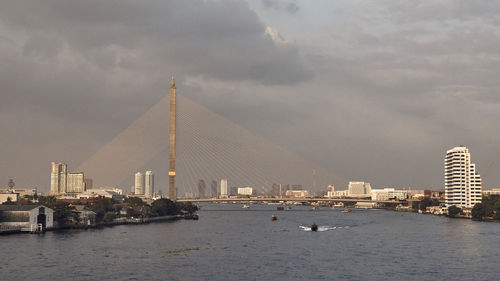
[271,215,277,221]
[311,223,318,231]
[277,206,284,211]
[311,206,319,211]
[242,204,250,209]
[343,208,352,213]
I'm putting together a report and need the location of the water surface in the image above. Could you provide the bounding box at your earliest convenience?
[1,204,499,280]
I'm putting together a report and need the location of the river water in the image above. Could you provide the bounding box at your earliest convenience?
[1,204,499,281]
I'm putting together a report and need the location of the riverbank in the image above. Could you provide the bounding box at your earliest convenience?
[0,214,194,236]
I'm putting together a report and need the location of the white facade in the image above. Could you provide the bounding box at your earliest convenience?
[285,190,310,198]
[67,173,85,193]
[348,181,371,197]
[237,187,253,196]
[220,179,228,196]
[371,188,407,201]
[50,162,67,194]
[145,171,154,199]
[445,147,482,208]
[327,190,348,198]
[135,172,145,195]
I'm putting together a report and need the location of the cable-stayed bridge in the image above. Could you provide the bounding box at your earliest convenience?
[78,83,347,198]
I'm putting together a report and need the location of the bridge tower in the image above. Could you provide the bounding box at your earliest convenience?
[169,76,177,200]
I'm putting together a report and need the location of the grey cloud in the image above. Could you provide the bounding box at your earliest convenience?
[262,0,299,14]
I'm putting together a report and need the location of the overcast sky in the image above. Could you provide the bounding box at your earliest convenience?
[1,0,500,192]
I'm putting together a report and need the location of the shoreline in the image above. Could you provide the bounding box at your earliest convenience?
[0,214,189,236]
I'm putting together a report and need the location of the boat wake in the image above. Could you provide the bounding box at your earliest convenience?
[299,225,350,232]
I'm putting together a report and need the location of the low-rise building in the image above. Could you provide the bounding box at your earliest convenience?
[0,205,54,230]
[371,188,408,201]
[237,187,253,196]
[0,192,19,204]
[483,188,500,196]
[285,190,310,198]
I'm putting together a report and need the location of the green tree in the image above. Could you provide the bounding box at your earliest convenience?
[151,199,179,216]
[177,202,199,214]
[103,212,117,223]
[472,203,485,221]
[447,205,462,218]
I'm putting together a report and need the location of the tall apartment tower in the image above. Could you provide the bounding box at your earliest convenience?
[168,76,177,200]
[50,162,67,194]
[445,147,482,208]
[198,179,206,198]
[211,180,218,198]
[220,179,228,197]
[145,171,154,199]
[67,172,85,193]
[135,172,145,195]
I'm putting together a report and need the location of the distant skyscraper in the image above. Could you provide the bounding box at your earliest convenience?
[135,172,145,195]
[84,178,93,190]
[220,179,228,197]
[145,171,154,199]
[50,162,67,194]
[211,180,218,198]
[66,173,85,193]
[198,180,206,198]
[348,181,371,197]
[445,147,482,208]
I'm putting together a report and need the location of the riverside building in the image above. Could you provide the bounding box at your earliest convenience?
[134,172,145,195]
[348,181,371,198]
[444,147,482,208]
[145,171,154,199]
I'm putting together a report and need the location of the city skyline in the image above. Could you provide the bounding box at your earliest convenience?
[2,1,500,192]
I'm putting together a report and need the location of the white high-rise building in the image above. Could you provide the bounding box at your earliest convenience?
[445,147,482,208]
[220,179,228,197]
[145,171,154,199]
[348,181,371,197]
[51,162,67,194]
[135,172,145,195]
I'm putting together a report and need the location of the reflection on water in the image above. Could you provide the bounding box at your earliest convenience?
[0,204,499,281]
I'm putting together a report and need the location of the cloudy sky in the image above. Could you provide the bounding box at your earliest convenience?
[1,0,500,192]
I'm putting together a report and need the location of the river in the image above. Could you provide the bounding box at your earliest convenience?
[1,203,499,280]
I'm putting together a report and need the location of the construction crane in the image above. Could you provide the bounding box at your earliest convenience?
[483,151,500,178]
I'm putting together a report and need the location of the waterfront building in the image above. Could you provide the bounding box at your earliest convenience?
[237,187,253,196]
[145,171,154,199]
[483,188,500,196]
[348,181,371,198]
[220,179,228,197]
[50,162,67,194]
[135,172,145,195]
[444,147,482,208]
[230,186,238,196]
[285,190,310,198]
[0,205,54,230]
[66,173,85,193]
[371,188,407,201]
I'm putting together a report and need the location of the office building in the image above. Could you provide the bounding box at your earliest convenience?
[445,146,482,208]
[145,171,154,199]
[348,181,371,197]
[135,172,145,195]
